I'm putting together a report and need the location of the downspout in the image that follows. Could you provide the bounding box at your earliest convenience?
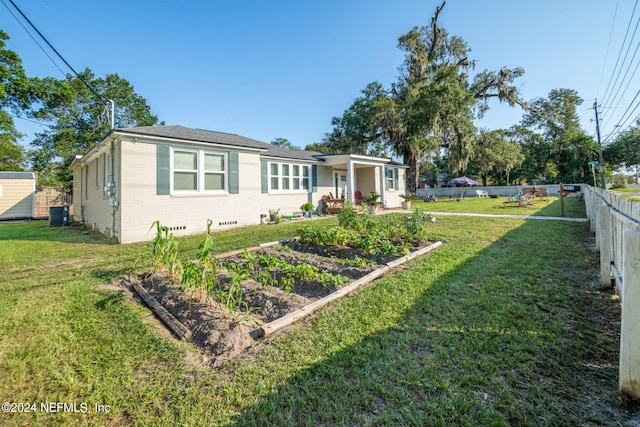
[107,100,118,241]
[79,164,84,223]
[379,165,386,206]
[110,137,117,241]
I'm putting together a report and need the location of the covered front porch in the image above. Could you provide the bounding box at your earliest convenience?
[316,154,404,207]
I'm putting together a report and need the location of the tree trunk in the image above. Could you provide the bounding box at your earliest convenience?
[404,151,419,193]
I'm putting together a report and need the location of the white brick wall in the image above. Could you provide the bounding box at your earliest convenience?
[118,141,263,243]
[72,137,409,243]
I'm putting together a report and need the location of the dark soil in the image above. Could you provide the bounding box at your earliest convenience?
[128,240,432,367]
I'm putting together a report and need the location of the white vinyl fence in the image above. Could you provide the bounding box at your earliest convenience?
[416,184,576,199]
[583,185,640,398]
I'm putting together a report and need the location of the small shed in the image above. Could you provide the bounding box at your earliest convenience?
[0,171,36,220]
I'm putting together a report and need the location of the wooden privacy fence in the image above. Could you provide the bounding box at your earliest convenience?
[34,187,73,219]
[583,185,640,398]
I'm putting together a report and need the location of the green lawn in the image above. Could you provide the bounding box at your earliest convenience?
[411,195,585,217]
[610,187,640,203]
[0,200,627,426]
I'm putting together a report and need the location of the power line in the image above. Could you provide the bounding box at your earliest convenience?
[600,49,640,132]
[597,0,640,144]
[5,0,105,103]
[597,0,622,97]
[0,0,67,78]
[600,0,640,110]
[602,88,640,144]
[7,112,49,127]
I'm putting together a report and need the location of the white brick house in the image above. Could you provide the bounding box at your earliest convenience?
[70,125,407,243]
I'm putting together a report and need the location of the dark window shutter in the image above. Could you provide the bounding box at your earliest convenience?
[229,152,239,194]
[261,160,268,193]
[312,165,318,193]
[157,145,170,195]
[394,168,399,190]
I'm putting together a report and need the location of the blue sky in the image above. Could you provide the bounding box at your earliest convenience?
[2,0,637,150]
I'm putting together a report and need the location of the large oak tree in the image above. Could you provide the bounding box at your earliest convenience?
[520,88,599,183]
[322,2,525,192]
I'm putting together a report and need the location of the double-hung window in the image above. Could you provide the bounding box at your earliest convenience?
[385,167,396,190]
[270,163,280,190]
[172,149,227,193]
[268,162,310,192]
[281,164,290,190]
[204,153,225,190]
[173,150,198,191]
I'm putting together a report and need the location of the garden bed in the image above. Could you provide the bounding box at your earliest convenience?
[127,213,439,366]
[129,241,440,366]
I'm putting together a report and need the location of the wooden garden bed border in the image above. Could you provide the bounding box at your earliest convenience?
[129,238,442,343]
[256,240,443,338]
[129,280,193,341]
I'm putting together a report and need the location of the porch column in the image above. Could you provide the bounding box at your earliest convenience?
[346,160,355,203]
[379,165,386,206]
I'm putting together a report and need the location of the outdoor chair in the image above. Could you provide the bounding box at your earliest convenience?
[354,191,364,204]
[475,190,488,197]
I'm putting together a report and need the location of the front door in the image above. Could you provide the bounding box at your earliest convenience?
[334,172,347,199]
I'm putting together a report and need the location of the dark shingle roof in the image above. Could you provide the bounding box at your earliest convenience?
[262,145,323,162]
[0,171,36,179]
[116,125,320,162]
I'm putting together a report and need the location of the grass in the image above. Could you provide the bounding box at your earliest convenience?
[0,199,626,426]
[621,196,640,203]
[411,195,586,217]
[609,186,640,203]
[611,186,636,192]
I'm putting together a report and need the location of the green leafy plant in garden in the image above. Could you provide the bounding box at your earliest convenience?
[305,210,428,256]
[181,220,220,299]
[236,249,347,291]
[219,270,251,318]
[337,203,377,233]
[329,255,375,268]
[149,220,180,278]
[256,270,277,287]
[353,229,409,255]
[403,209,431,241]
[297,226,358,246]
[318,272,348,287]
[337,202,359,229]
[292,263,318,280]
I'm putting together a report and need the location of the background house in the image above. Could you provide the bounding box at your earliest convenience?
[70,125,407,243]
[0,171,36,221]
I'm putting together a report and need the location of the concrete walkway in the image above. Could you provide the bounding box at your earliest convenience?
[386,209,589,222]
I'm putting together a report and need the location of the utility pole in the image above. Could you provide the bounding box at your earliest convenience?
[594,100,606,189]
[108,99,115,129]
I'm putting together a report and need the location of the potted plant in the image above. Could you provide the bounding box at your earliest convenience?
[300,202,315,219]
[399,193,417,210]
[268,209,281,224]
[365,192,381,214]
